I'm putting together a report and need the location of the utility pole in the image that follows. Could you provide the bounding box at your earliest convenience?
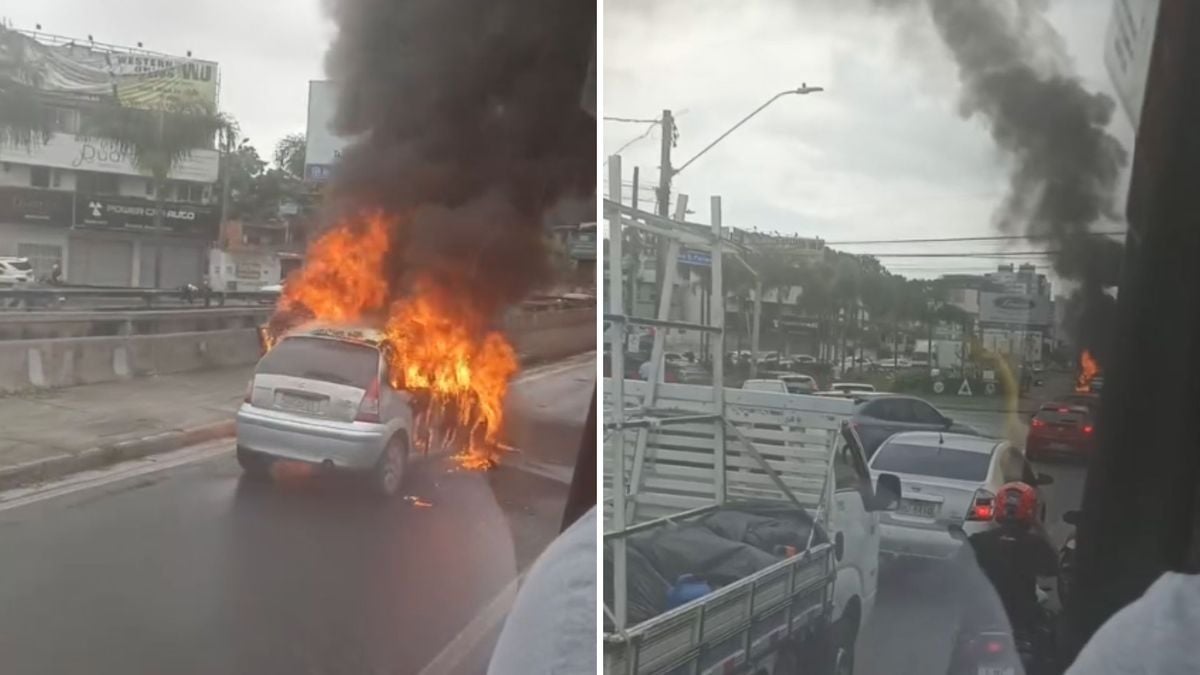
[653,110,675,320]
[656,109,674,217]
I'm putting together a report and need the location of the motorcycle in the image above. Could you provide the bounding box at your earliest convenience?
[1058,510,1079,608]
[946,523,1060,675]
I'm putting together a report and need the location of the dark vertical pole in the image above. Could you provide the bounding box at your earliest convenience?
[1064,0,1200,659]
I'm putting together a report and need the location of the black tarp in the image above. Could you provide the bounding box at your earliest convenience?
[605,500,826,630]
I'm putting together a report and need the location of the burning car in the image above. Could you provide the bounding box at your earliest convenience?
[237,324,416,496]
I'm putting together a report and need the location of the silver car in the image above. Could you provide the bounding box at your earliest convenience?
[236,326,416,497]
[867,431,1052,560]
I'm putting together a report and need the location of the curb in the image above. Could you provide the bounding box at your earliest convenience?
[0,419,235,492]
[0,347,595,493]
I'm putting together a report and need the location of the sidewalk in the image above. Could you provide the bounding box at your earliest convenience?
[0,366,251,489]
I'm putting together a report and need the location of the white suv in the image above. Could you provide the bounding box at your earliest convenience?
[0,257,35,287]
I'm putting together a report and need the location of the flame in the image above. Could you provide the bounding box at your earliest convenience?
[266,211,518,469]
[1075,349,1100,392]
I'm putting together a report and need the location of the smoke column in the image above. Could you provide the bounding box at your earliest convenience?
[321,0,595,318]
[871,0,1127,363]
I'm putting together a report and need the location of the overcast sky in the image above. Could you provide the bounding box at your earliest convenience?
[2,0,335,163]
[603,0,1137,282]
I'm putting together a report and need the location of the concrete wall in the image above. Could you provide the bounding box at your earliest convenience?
[0,309,594,394]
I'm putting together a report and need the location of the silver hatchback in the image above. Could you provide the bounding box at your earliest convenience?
[236,327,416,496]
[867,431,1051,560]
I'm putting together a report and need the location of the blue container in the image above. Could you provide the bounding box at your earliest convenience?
[667,574,712,609]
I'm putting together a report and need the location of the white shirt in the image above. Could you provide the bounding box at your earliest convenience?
[1066,572,1200,674]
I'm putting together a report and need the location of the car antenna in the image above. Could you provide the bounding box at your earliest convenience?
[939,430,945,445]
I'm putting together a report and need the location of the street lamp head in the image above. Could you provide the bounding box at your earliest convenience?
[793,83,824,95]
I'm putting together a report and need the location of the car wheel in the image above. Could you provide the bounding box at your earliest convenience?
[828,615,858,675]
[372,434,408,498]
[236,447,270,480]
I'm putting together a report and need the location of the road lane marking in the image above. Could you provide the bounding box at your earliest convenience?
[0,439,232,512]
[416,572,525,675]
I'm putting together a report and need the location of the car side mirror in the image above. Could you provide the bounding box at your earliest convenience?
[942,416,954,429]
[1035,472,1054,486]
[1063,510,1081,526]
[871,473,901,511]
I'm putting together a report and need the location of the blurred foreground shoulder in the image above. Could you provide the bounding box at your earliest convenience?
[1066,572,1200,674]
[488,506,597,674]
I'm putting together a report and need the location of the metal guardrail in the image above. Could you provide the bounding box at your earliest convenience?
[0,286,279,311]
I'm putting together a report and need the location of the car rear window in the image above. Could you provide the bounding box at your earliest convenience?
[1035,404,1090,425]
[257,336,380,388]
[871,442,992,481]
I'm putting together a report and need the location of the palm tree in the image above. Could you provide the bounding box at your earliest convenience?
[83,98,233,286]
[0,28,51,148]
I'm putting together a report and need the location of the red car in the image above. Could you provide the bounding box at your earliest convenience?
[1025,396,1099,461]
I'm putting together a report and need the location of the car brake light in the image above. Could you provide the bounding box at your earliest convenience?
[967,489,995,521]
[984,640,1004,655]
[1082,424,1094,434]
[1030,418,1045,428]
[355,379,382,423]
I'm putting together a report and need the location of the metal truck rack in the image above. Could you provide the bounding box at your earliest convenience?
[604,156,847,674]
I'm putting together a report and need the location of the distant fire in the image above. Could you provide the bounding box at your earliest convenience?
[1075,349,1100,392]
[267,212,518,469]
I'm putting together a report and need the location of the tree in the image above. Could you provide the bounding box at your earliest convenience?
[0,28,51,148]
[274,133,307,178]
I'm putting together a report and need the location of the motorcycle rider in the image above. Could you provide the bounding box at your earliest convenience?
[952,482,1060,672]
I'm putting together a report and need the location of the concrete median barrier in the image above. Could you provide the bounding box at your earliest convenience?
[0,308,594,395]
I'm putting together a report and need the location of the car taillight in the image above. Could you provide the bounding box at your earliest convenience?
[1030,418,1045,428]
[355,379,382,423]
[967,489,995,521]
[984,640,1004,655]
[1082,424,1094,434]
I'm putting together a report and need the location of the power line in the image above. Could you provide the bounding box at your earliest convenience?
[826,231,1125,245]
[604,115,661,124]
[862,250,1059,258]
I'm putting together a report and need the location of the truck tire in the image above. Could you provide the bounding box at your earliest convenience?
[832,615,858,675]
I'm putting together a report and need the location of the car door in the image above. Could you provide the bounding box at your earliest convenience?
[831,430,880,623]
[856,399,908,456]
[906,398,949,433]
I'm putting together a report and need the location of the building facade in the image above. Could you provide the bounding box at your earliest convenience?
[0,29,221,287]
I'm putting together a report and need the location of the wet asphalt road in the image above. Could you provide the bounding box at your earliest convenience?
[0,354,595,675]
[858,390,1091,675]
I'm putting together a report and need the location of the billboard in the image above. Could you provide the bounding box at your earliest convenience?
[1,29,218,110]
[0,133,219,182]
[304,81,352,182]
[1104,0,1160,128]
[978,292,1053,327]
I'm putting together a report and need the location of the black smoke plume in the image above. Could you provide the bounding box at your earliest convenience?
[873,0,1128,365]
[321,0,595,318]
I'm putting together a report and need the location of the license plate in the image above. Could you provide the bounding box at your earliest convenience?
[899,500,939,518]
[978,667,1015,675]
[277,392,322,415]
[1046,442,1071,451]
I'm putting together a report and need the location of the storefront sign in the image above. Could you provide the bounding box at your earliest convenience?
[74,194,217,237]
[0,133,219,183]
[0,187,72,225]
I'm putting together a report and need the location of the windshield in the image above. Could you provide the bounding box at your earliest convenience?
[871,442,993,481]
[4,260,33,272]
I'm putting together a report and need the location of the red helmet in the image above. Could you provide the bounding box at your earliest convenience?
[993,482,1038,526]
